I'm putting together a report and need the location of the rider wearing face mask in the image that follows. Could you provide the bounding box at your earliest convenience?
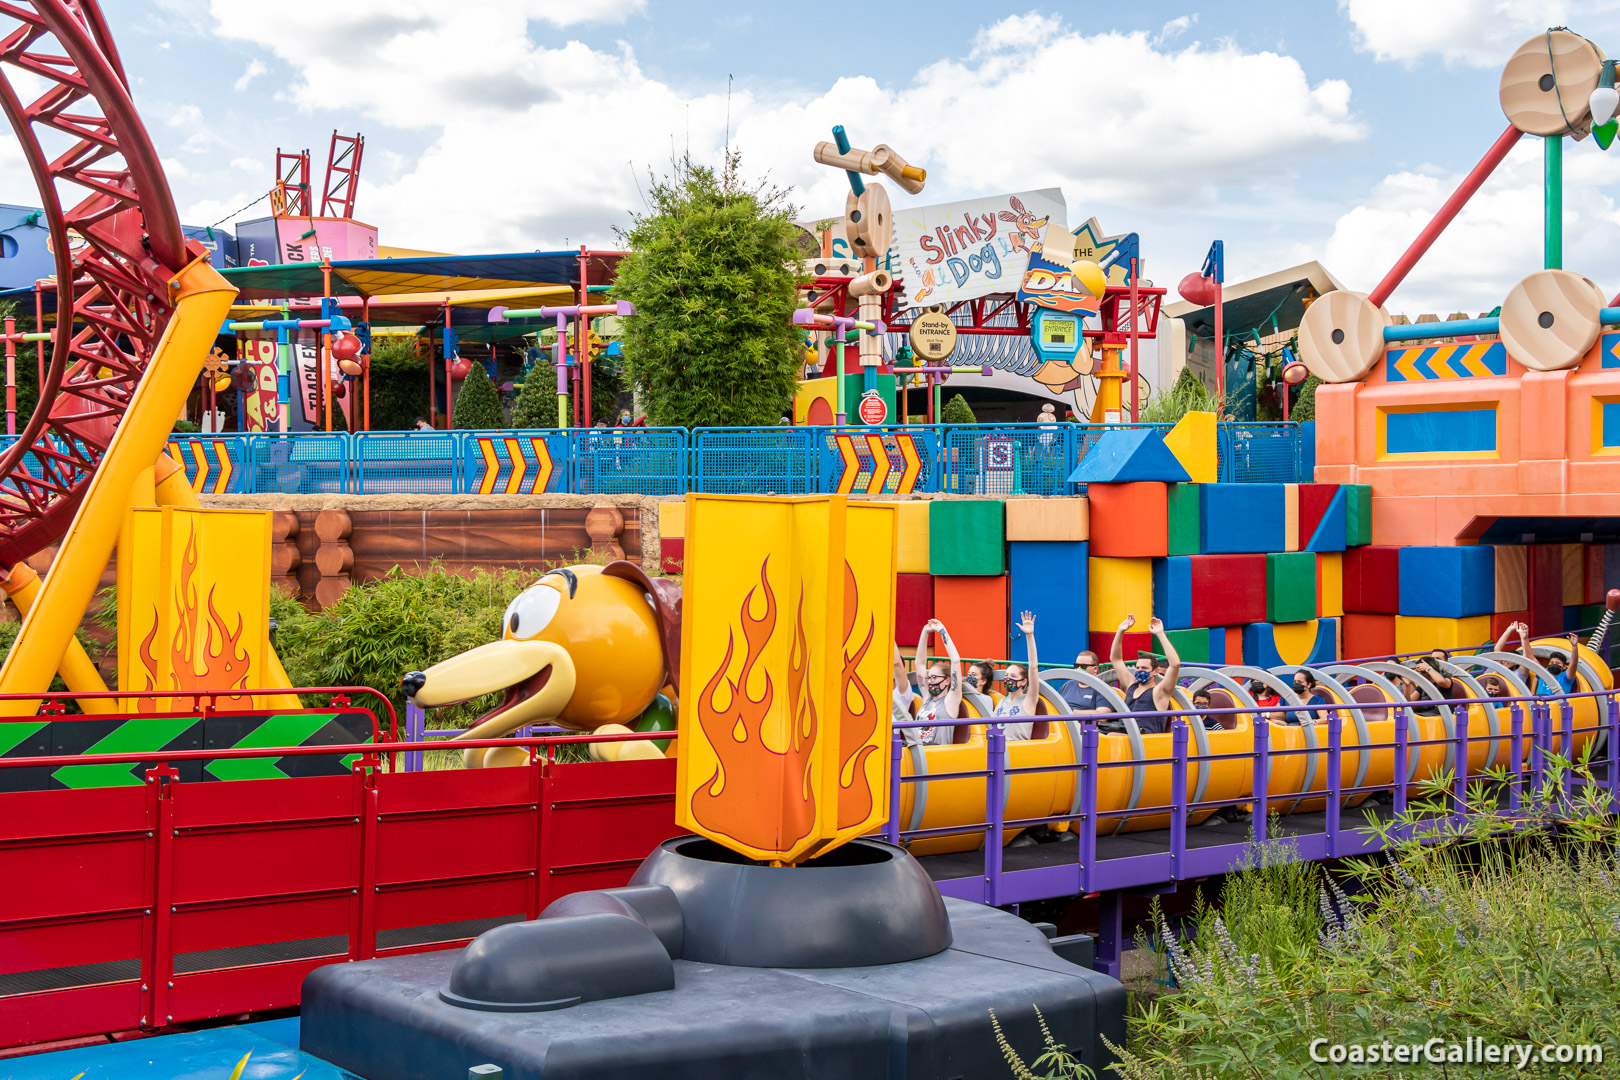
[1107,615,1181,735]
[1538,636,1578,696]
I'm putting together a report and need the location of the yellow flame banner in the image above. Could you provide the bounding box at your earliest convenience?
[675,495,896,864]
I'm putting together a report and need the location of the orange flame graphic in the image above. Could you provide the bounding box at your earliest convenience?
[692,559,818,853]
[836,561,878,828]
[135,606,161,713]
[166,522,253,701]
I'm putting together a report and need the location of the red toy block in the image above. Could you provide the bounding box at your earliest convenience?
[1088,628,1155,663]
[1087,482,1168,558]
[1343,545,1400,614]
[1219,626,1244,665]
[659,537,685,574]
[1527,544,1564,637]
[1188,553,1267,627]
[1343,613,1396,660]
[933,575,1008,661]
[895,573,933,644]
[1296,483,1340,549]
[1491,610,1529,640]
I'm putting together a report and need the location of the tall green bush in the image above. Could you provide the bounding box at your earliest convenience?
[941,393,977,425]
[612,151,806,427]
[511,362,560,428]
[453,362,505,430]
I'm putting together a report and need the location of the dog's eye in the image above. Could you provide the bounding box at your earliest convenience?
[504,586,561,639]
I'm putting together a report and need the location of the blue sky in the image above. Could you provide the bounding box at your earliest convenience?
[63,2,1620,313]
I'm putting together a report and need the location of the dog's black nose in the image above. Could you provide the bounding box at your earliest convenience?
[401,671,427,698]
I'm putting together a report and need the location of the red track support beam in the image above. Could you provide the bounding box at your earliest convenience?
[1368,123,1523,309]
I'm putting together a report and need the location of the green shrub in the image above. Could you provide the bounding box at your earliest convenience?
[1115,763,1620,1078]
[941,393,976,425]
[512,361,560,428]
[367,337,432,431]
[613,150,806,427]
[453,363,505,430]
[1290,373,1320,423]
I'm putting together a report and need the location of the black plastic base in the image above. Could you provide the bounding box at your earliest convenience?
[300,898,1124,1080]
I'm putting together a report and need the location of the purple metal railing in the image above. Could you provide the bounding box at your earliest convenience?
[887,687,1620,974]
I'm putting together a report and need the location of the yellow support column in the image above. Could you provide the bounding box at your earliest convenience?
[0,256,237,711]
[0,563,113,712]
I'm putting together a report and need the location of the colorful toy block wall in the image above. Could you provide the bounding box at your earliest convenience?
[880,423,1620,673]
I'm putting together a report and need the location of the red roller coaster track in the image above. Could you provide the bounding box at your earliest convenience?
[0,0,195,566]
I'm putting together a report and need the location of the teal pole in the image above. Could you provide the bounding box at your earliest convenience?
[1545,135,1563,270]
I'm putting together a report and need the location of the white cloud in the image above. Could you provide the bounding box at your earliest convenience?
[202,5,1367,255]
[1320,137,1620,313]
[1157,14,1197,44]
[230,156,260,173]
[167,104,201,127]
[1342,0,1620,68]
[234,59,267,91]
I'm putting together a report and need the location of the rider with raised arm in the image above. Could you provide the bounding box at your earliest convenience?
[993,611,1042,741]
[911,619,963,746]
[1108,615,1181,735]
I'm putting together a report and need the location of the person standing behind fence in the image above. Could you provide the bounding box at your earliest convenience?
[1108,615,1181,735]
[911,619,963,745]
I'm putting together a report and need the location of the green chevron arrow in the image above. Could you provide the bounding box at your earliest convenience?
[0,720,46,757]
[53,717,201,789]
[204,713,342,782]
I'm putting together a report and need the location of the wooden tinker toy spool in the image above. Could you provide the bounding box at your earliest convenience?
[1497,268,1605,370]
[1500,29,1606,136]
[1296,290,1389,383]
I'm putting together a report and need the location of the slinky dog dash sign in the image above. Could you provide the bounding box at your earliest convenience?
[675,495,898,865]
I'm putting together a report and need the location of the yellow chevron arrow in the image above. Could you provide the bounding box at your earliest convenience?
[895,433,923,493]
[833,434,862,494]
[529,436,554,493]
[189,440,211,492]
[476,436,499,495]
[863,433,893,495]
[211,439,233,493]
[502,436,528,494]
[1392,349,1421,381]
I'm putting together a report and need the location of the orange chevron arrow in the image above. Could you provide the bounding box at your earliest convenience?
[1459,343,1492,377]
[529,436,555,493]
[1428,347,1458,378]
[1391,348,1421,381]
[211,439,233,493]
[833,434,862,494]
[894,433,923,493]
[863,433,893,494]
[476,437,500,495]
[189,440,211,492]
[501,437,528,494]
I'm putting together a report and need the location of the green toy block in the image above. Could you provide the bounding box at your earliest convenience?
[835,372,896,425]
[1163,626,1210,664]
[1167,483,1201,555]
[1346,484,1373,546]
[929,499,1006,575]
[1266,551,1318,623]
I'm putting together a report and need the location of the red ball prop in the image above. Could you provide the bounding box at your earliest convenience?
[329,379,347,400]
[330,331,363,363]
[1282,360,1309,385]
[1178,272,1219,306]
[449,358,472,380]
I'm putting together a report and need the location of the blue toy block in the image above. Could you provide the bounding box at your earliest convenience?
[1243,618,1338,668]
[1306,485,1347,552]
[1199,483,1287,554]
[1397,546,1494,618]
[1008,541,1089,666]
[1068,428,1191,484]
[1152,557,1192,630]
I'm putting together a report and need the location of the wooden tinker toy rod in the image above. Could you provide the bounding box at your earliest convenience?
[1384,305,1620,344]
[1368,123,1524,308]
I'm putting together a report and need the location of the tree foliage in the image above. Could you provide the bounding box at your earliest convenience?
[453,362,504,430]
[511,359,560,428]
[612,151,806,427]
[941,393,977,425]
[366,337,431,430]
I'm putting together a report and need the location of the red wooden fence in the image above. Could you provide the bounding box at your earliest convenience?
[0,752,678,1049]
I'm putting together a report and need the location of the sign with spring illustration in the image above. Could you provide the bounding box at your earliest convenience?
[675,494,897,864]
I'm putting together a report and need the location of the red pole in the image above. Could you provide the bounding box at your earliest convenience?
[1368,122,1523,308]
[1128,257,1140,423]
[443,300,454,429]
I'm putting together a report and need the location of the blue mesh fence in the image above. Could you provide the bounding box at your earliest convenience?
[245,432,349,494]
[818,425,940,494]
[576,428,685,495]
[693,427,820,494]
[938,423,1077,496]
[353,432,458,494]
[1219,423,1302,483]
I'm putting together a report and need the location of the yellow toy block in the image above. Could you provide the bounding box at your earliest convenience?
[1004,496,1088,541]
[1283,484,1300,552]
[1162,410,1218,484]
[794,376,838,426]
[1088,556,1153,629]
[1394,614,1492,654]
[1494,544,1527,612]
[1317,551,1343,618]
[659,499,686,540]
[880,500,930,574]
